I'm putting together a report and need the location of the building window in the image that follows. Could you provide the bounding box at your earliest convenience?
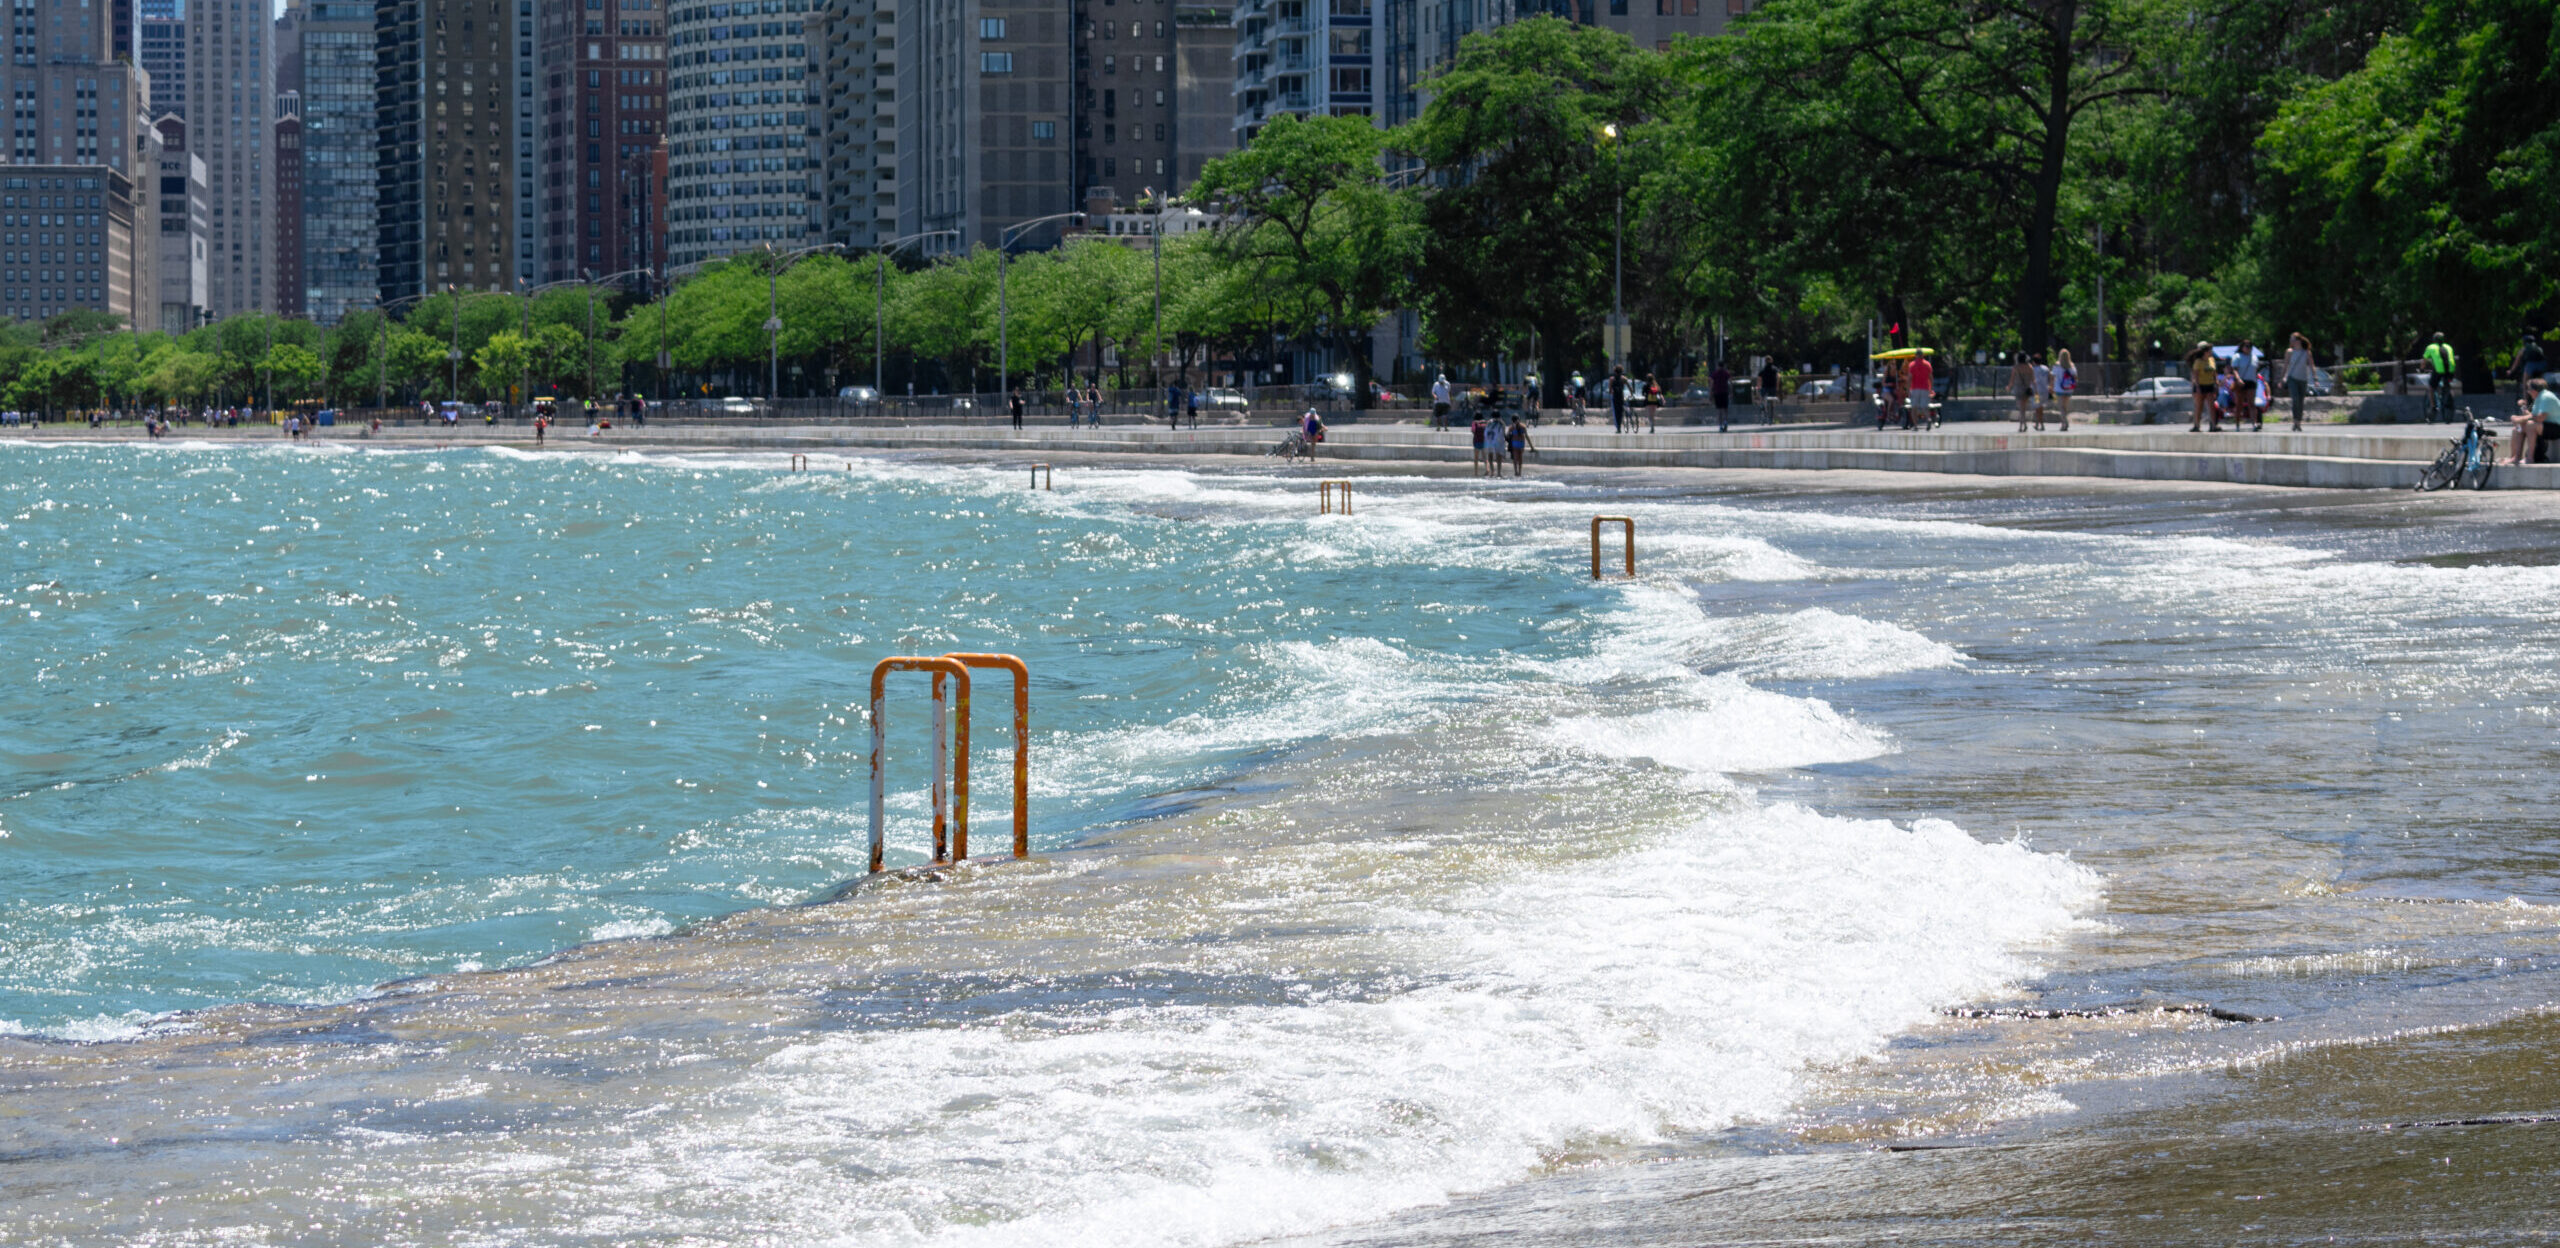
[1330,67,1369,94]
[980,52,1012,72]
[1103,55,1115,74]
[1031,120,1055,140]
[978,17,1003,37]
[1609,0,1625,11]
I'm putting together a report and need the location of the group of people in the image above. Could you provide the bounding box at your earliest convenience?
[1871,354,1940,430]
[2001,350,2079,431]
[2180,334,2317,432]
[1469,411,1536,476]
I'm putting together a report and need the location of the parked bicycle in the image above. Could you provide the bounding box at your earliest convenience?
[1267,430,1316,462]
[2416,411,2496,491]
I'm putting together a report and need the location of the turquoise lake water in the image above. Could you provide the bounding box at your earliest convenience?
[2,444,1677,1034]
[6,440,2557,1247]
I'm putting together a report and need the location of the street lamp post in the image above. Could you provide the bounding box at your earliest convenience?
[998,211,1085,403]
[754,243,844,404]
[1600,123,1626,378]
[447,284,464,403]
[374,292,433,415]
[873,230,958,401]
[578,268,658,412]
[1146,188,1164,407]
[518,276,591,419]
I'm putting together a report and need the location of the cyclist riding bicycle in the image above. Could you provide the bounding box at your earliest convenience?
[2423,332,2459,421]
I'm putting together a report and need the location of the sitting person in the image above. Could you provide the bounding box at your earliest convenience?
[2509,376,2559,465]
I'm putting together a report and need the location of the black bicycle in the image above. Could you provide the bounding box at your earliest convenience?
[2416,413,2495,491]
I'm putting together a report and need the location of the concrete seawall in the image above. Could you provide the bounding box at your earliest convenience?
[23,421,2556,490]
[578,423,2560,491]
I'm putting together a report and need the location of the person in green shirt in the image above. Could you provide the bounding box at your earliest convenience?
[2423,332,2459,420]
[2507,376,2559,465]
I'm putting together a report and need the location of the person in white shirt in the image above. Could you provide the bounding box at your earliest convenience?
[2031,353,2054,430]
[1431,373,1453,428]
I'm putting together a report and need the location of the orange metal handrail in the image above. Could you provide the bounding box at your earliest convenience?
[788,453,809,473]
[868,656,971,872]
[1320,480,1353,514]
[942,653,1029,860]
[1592,516,1635,579]
[1030,463,1053,490]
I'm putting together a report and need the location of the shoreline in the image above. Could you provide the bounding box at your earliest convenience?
[14,418,2557,490]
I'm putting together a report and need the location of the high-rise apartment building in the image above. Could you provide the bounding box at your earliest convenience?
[275,93,303,316]
[1232,0,1370,140]
[300,0,374,322]
[1076,0,1227,206]
[274,0,304,317]
[139,0,185,117]
[901,0,1071,250]
[0,0,156,321]
[509,0,531,283]
[538,0,667,277]
[812,0,882,250]
[154,113,208,331]
[0,165,152,323]
[664,0,813,267]
[377,0,524,299]
[191,0,273,315]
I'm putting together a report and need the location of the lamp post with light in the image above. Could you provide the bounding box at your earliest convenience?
[998,211,1085,401]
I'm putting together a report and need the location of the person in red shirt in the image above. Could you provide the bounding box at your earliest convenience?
[1905,354,1935,429]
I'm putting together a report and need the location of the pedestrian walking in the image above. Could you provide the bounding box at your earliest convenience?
[2513,332,2546,397]
[1757,357,1781,424]
[2029,352,2054,430]
[1709,360,1732,432]
[1185,388,1200,428]
[2231,339,2261,431]
[2186,342,2217,431]
[1009,387,1025,430]
[1085,382,1103,428]
[1506,415,1532,476]
[1607,366,1631,433]
[2283,332,2314,431]
[1431,373,1452,428]
[1165,380,1183,426]
[1906,351,1934,430]
[2052,348,2077,431]
[2011,354,2037,430]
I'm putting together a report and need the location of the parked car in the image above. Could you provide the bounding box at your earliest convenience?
[1795,377,1850,400]
[837,385,882,403]
[1203,387,1249,410]
[716,396,757,415]
[2127,376,2185,400]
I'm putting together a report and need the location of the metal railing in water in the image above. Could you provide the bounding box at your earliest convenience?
[867,652,1031,872]
[1591,516,1635,579]
[1319,480,1353,514]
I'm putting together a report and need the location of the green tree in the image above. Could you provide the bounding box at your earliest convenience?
[1667,0,2164,357]
[473,330,533,405]
[2248,0,2560,384]
[890,248,1002,389]
[1399,17,1675,399]
[1192,113,1419,408]
[259,343,328,405]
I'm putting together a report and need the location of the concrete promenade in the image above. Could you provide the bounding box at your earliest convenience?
[17,417,2557,490]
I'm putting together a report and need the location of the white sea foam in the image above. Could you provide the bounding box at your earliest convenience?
[1541,674,1893,776]
[569,804,2097,1247]
[1703,607,1967,681]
